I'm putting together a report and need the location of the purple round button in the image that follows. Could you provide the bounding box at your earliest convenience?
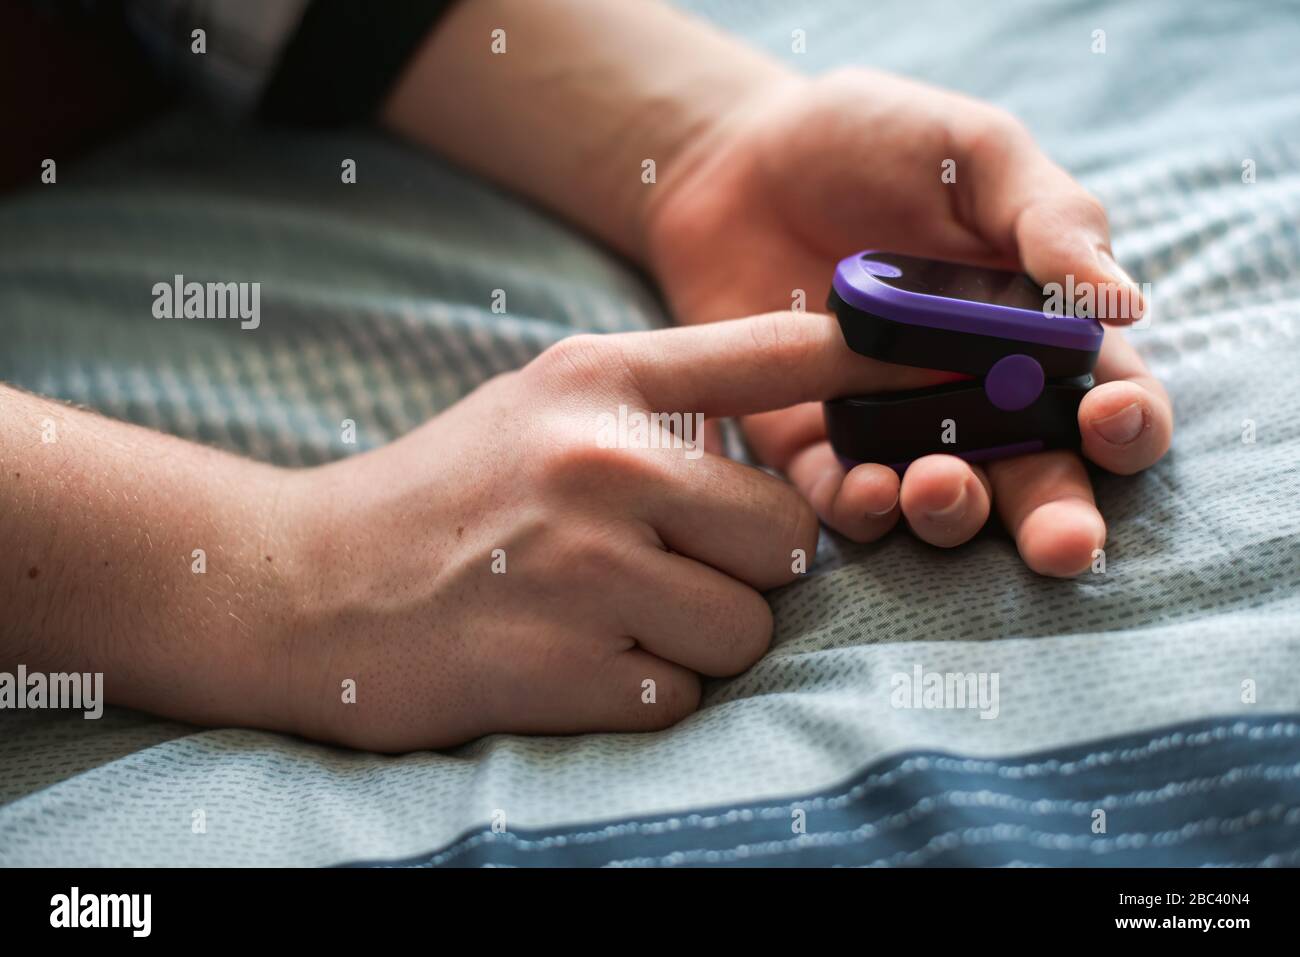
[985,354,1044,411]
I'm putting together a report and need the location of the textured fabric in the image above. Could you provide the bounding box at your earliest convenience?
[2,0,1299,866]
[341,715,1300,868]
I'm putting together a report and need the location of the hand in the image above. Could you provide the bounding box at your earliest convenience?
[278,313,897,751]
[644,68,1173,577]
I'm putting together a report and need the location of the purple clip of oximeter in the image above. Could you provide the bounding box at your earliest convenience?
[824,251,1104,470]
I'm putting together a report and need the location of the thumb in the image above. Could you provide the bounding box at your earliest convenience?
[1015,192,1146,324]
[962,121,1145,323]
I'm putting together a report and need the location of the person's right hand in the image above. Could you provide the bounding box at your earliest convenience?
[273,313,933,751]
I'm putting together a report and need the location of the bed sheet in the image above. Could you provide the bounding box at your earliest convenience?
[2,0,1298,866]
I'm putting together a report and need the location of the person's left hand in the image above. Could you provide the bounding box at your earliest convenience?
[643,68,1173,577]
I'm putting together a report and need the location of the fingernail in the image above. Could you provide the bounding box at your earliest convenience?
[923,484,968,524]
[866,490,899,517]
[1093,401,1146,445]
[810,467,842,503]
[1097,248,1146,320]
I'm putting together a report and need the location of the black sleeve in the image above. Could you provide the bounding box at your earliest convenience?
[258,0,455,125]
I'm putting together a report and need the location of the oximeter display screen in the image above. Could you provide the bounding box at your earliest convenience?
[862,252,1047,312]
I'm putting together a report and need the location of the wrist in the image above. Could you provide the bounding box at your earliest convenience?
[383,0,802,265]
[259,454,400,744]
[142,459,310,734]
[632,64,804,261]
[103,456,311,736]
[625,64,801,264]
[247,462,343,740]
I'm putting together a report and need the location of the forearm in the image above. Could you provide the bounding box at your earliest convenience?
[0,386,299,727]
[381,0,792,262]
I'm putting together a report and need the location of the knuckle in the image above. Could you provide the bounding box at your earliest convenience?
[646,672,702,729]
[780,491,822,567]
[737,475,821,587]
[959,106,1032,161]
[538,435,661,496]
[980,105,1031,142]
[1022,192,1110,248]
[1075,192,1111,229]
[529,333,618,390]
[716,590,775,673]
[546,521,637,585]
[745,311,818,368]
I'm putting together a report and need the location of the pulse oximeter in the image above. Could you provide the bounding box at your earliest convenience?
[824,251,1104,469]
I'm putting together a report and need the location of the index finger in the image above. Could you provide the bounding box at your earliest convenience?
[611,311,958,419]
